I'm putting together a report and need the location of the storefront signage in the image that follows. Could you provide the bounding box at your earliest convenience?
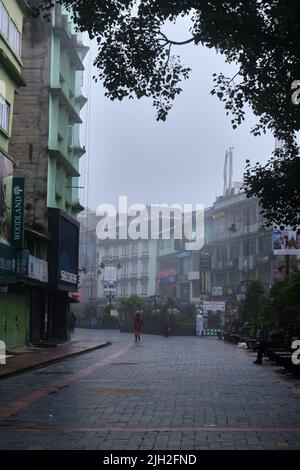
[158,268,176,279]
[18,250,48,283]
[48,208,80,292]
[11,178,25,248]
[203,301,226,312]
[0,243,17,283]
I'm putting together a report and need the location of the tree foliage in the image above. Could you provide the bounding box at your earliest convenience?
[238,273,300,331]
[239,280,266,325]
[30,1,300,226]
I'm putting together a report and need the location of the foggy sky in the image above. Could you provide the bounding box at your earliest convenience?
[79,21,275,214]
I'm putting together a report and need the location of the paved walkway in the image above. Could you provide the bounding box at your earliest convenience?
[0,330,109,379]
[0,330,300,450]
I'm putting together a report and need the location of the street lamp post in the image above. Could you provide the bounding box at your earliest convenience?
[151,293,160,312]
[99,256,122,314]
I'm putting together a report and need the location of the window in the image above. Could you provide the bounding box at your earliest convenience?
[0,2,9,39]
[141,281,148,296]
[131,262,138,275]
[68,125,74,148]
[131,282,137,295]
[9,19,20,57]
[0,4,21,57]
[131,243,138,255]
[141,261,148,274]
[0,95,10,133]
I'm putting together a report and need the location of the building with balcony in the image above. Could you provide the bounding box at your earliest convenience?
[8,3,88,344]
[97,237,158,301]
[203,187,293,302]
[0,0,27,349]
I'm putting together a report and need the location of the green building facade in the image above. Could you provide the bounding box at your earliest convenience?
[0,0,28,349]
[48,6,88,217]
[6,4,88,347]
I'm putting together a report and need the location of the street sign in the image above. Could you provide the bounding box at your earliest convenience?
[203,301,226,312]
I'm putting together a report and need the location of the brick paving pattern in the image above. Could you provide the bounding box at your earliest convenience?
[0,329,300,450]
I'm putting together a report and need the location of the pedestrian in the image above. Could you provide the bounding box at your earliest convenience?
[134,311,143,342]
[162,317,171,337]
[253,321,285,365]
[69,312,77,333]
[196,312,204,337]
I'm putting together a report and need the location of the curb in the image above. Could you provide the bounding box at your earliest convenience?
[0,341,112,381]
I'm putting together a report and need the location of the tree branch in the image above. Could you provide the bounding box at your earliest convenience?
[158,31,196,46]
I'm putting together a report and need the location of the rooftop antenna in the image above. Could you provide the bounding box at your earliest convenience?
[223,150,229,197]
[228,147,234,195]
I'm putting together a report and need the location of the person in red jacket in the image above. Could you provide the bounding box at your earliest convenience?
[134,312,143,342]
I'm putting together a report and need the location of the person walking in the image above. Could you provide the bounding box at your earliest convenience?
[196,312,204,337]
[134,311,143,342]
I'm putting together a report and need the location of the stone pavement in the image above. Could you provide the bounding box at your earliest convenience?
[0,330,109,379]
[0,329,300,450]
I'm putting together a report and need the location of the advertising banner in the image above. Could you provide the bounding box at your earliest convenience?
[212,286,223,296]
[103,266,117,292]
[48,208,80,292]
[59,216,79,287]
[0,243,17,283]
[203,301,226,312]
[200,250,211,271]
[273,228,300,255]
[18,250,48,283]
[0,152,13,246]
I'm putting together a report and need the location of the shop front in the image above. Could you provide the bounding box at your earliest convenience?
[48,208,80,341]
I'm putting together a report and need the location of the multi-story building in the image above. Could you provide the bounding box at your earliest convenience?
[0,0,27,349]
[157,188,292,307]
[8,3,88,344]
[77,210,99,306]
[97,238,158,301]
[207,190,275,297]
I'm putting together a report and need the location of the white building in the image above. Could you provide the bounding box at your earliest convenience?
[97,239,158,299]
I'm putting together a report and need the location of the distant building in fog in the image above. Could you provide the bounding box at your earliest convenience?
[97,238,158,300]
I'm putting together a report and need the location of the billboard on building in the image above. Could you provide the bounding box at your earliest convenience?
[203,301,226,312]
[273,228,300,255]
[103,266,117,292]
[48,208,80,292]
[0,152,13,246]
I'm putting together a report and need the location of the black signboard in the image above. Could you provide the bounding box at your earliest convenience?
[200,250,211,271]
[48,208,80,292]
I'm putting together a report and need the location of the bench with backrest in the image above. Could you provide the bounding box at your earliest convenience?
[225,324,239,343]
[229,326,244,344]
[244,328,270,351]
[265,329,300,375]
[222,324,234,342]
[264,329,293,362]
[277,342,300,376]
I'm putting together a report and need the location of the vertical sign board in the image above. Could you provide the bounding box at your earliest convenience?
[0,151,13,246]
[11,178,25,248]
[48,208,80,292]
[0,243,17,284]
[103,266,117,293]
